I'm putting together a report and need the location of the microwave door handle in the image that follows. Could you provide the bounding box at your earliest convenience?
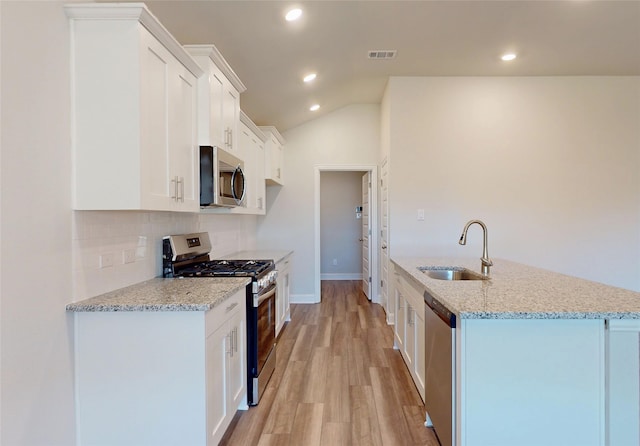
[230,168,237,202]
[237,167,246,203]
[231,166,245,205]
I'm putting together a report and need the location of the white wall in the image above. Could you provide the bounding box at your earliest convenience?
[1,3,75,444]
[320,171,363,279]
[0,3,258,444]
[386,76,640,291]
[256,104,380,301]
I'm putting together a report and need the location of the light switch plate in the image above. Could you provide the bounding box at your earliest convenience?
[123,249,136,264]
[417,209,425,221]
[100,253,114,268]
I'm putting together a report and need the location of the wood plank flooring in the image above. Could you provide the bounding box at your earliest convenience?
[220,280,439,446]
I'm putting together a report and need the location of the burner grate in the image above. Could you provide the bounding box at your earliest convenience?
[174,259,274,278]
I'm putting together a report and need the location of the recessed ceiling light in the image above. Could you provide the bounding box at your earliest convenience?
[303,73,317,83]
[309,104,320,112]
[501,53,517,61]
[285,8,302,22]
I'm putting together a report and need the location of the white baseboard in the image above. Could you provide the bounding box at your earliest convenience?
[290,293,319,304]
[320,273,363,281]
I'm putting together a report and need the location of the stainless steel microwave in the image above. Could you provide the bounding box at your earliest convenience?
[200,146,246,207]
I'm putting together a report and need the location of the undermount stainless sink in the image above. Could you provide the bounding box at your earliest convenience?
[420,267,488,281]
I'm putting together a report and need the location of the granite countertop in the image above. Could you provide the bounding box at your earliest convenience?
[66,277,250,312]
[391,257,640,320]
[221,250,293,264]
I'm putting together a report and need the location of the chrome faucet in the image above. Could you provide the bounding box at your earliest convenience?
[459,219,493,277]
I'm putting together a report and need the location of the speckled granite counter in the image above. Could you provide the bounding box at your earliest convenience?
[221,250,293,264]
[66,277,250,312]
[391,257,640,319]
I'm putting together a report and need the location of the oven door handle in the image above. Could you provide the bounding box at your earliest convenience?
[255,285,276,307]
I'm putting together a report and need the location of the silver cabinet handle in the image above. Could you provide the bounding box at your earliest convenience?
[226,302,238,313]
[382,244,387,250]
[170,176,177,200]
[177,177,184,202]
[225,128,233,148]
[233,327,238,353]
[227,332,233,356]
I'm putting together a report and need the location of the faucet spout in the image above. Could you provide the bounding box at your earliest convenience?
[459,219,493,277]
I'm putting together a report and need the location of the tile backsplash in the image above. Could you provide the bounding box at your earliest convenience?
[72,211,257,301]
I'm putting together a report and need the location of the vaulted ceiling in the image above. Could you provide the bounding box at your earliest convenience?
[119,1,640,131]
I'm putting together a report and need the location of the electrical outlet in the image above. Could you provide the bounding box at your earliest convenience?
[100,253,114,268]
[123,249,136,264]
[332,258,338,266]
[417,209,425,221]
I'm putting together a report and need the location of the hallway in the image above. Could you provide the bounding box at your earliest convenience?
[221,280,439,445]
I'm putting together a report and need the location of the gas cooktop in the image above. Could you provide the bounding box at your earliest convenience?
[162,232,275,279]
[175,259,274,277]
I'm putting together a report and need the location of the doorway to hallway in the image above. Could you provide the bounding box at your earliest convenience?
[314,165,378,304]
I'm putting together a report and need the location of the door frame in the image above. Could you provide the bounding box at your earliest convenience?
[314,165,379,304]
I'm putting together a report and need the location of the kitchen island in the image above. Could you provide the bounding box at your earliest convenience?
[391,257,640,446]
[67,277,250,446]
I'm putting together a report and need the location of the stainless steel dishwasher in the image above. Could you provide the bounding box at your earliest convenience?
[424,289,456,446]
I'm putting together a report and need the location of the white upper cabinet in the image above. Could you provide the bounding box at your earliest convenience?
[240,112,267,215]
[185,45,246,155]
[259,126,286,186]
[66,3,203,212]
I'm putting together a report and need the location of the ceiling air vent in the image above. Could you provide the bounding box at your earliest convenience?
[368,50,397,60]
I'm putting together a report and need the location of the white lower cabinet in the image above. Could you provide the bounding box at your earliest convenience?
[460,318,605,446]
[606,319,640,446]
[205,293,246,445]
[276,254,292,337]
[393,268,426,401]
[73,289,247,446]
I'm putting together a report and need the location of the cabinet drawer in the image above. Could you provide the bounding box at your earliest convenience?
[395,271,425,311]
[206,288,245,336]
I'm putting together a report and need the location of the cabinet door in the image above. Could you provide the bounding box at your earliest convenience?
[206,322,229,446]
[275,141,284,183]
[275,277,284,337]
[404,303,416,370]
[169,60,199,211]
[223,86,240,152]
[269,135,282,181]
[238,125,256,212]
[276,257,291,336]
[414,308,426,402]
[255,141,266,213]
[227,308,246,411]
[394,288,406,351]
[139,29,173,210]
[283,267,290,322]
[209,67,226,149]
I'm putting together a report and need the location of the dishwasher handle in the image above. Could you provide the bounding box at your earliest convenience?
[424,290,456,328]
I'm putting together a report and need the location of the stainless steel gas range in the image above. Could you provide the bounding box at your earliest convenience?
[162,232,277,406]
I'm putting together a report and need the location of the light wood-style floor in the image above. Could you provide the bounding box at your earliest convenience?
[220,280,440,446]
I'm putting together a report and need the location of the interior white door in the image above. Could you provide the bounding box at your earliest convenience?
[361,172,371,299]
[380,158,390,319]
